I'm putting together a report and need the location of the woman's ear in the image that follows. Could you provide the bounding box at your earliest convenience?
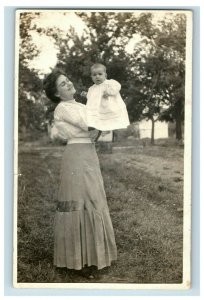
[55,91,60,97]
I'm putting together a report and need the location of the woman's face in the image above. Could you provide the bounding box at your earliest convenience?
[55,75,76,101]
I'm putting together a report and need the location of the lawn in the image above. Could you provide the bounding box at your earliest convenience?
[17,139,184,284]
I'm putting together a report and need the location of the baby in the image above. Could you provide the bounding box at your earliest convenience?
[82,63,130,131]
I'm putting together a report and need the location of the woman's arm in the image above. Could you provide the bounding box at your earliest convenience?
[50,122,68,142]
[54,103,88,131]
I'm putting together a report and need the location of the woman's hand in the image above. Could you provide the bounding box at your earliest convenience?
[50,123,68,143]
[88,126,95,131]
[101,131,110,137]
[80,91,87,98]
[89,129,100,141]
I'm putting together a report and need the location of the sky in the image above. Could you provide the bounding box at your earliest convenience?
[28,11,86,74]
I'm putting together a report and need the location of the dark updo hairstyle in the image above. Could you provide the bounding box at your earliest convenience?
[43,68,67,103]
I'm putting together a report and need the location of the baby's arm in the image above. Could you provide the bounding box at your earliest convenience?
[104,79,121,96]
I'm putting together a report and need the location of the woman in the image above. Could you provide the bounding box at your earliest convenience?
[43,68,117,278]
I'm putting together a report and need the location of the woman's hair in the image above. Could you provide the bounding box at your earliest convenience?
[43,68,67,103]
[91,63,106,73]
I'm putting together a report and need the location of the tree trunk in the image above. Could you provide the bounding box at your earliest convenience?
[175,98,183,140]
[21,125,27,140]
[112,130,118,142]
[176,117,182,140]
[151,118,155,145]
[47,123,51,136]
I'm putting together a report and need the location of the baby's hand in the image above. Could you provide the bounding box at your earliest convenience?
[80,91,87,97]
[103,91,109,99]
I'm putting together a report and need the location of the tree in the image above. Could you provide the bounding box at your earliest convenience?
[55,13,134,92]
[18,12,48,139]
[127,13,186,143]
[52,12,156,109]
[156,14,186,140]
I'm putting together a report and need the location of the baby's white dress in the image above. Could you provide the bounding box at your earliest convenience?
[86,79,130,131]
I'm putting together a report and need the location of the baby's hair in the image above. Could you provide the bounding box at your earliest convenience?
[91,63,106,73]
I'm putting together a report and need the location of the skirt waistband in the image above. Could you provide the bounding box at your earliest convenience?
[68,137,92,144]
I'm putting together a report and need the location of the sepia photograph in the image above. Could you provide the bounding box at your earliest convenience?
[13,9,192,289]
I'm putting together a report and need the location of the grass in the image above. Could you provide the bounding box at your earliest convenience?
[17,139,184,284]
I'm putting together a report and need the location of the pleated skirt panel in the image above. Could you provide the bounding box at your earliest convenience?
[54,143,117,270]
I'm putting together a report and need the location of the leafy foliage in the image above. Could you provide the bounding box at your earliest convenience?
[18,12,46,138]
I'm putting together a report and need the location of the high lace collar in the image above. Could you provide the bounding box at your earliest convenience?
[94,79,108,87]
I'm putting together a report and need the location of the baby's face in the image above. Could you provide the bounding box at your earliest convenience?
[91,67,107,85]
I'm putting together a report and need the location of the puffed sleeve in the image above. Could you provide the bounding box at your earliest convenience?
[105,79,121,96]
[54,103,88,131]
